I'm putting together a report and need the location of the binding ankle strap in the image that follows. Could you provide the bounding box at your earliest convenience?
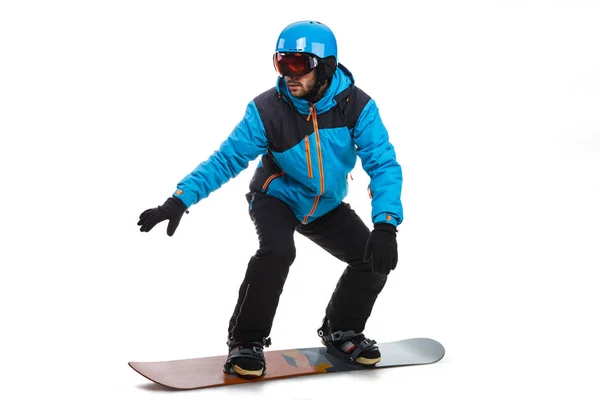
[318,328,357,343]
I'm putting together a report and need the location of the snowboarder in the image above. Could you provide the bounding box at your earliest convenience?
[137,20,403,378]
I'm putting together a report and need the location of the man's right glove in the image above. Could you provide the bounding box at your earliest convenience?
[138,196,188,236]
[363,223,398,276]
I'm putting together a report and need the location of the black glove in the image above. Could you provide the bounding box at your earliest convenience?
[138,196,188,236]
[363,223,398,276]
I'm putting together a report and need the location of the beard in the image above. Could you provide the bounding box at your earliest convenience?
[286,75,318,100]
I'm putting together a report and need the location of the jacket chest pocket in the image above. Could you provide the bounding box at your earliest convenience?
[304,135,313,179]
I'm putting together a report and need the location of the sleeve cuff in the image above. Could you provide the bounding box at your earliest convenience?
[373,212,400,227]
[173,189,192,209]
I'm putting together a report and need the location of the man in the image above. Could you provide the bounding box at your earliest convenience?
[138,20,403,378]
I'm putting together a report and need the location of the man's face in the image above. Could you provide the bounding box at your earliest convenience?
[285,69,317,99]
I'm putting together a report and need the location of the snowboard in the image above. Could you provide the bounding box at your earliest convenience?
[129,337,445,390]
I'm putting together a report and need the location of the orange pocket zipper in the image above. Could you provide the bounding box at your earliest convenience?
[262,172,285,191]
[304,135,313,179]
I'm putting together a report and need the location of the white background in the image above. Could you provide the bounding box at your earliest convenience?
[1,0,599,399]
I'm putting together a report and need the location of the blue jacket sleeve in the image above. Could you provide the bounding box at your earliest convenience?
[173,101,269,207]
[353,99,404,226]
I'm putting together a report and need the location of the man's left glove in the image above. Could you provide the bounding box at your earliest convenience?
[363,223,398,276]
[138,196,188,236]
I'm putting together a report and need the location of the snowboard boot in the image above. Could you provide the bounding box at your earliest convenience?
[317,318,381,366]
[223,338,271,378]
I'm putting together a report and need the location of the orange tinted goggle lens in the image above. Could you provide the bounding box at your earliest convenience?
[273,53,315,77]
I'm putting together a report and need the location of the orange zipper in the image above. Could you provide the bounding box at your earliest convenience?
[302,195,321,224]
[304,136,313,179]
[303,106,325,223]
[262,172,285,191]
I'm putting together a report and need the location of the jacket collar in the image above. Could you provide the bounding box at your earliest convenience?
[276,63,355,115]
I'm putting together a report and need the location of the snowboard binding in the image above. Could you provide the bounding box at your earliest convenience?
[317,318,380,366]
[223,337,271,378]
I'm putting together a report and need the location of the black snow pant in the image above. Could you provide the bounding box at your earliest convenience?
[227,192,388,345]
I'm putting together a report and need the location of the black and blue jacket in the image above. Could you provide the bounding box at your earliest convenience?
[173,64,403,226]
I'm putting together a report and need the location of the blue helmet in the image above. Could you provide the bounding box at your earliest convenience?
[275,20,337,61]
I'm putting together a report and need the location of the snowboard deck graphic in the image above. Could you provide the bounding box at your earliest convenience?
[129,337,445,390]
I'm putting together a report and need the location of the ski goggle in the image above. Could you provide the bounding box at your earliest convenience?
[273,52,319,77]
